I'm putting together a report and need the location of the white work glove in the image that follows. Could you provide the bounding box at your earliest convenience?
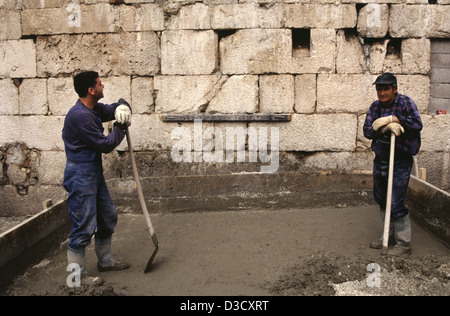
[381,122,404,136]
[372,115,393,131]
[114,104,131,126]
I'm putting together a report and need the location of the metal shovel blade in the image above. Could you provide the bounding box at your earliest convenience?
[144,235,159,273]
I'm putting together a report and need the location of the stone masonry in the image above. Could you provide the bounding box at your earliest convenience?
[0,0,449,215]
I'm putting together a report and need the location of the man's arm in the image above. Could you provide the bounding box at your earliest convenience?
[77,120,125,154]
[363,103,379,140]
[96,99,132,123]
[396,97,422,134]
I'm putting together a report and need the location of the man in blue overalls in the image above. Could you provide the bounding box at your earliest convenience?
[62,71,132,276]
[363,73,422,258]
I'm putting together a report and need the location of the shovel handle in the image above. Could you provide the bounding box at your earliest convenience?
[125,128,156,238]
[382,132,396,250]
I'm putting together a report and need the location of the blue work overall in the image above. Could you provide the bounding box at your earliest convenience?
[63,107,118,250]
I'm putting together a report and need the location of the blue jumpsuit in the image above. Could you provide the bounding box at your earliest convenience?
[62,99,126,250]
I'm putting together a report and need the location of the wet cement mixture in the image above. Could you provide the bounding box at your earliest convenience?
[2,205,449,296]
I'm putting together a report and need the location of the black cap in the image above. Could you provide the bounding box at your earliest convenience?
[373,73,397,85]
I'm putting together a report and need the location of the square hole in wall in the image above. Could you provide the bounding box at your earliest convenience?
[217,29,238,70]
[386,38,402,60]
[292,29,311,58]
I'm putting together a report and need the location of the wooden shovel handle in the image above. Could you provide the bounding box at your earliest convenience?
[125,128,156,238]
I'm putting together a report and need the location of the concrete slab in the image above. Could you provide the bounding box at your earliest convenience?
[2,205,449,296]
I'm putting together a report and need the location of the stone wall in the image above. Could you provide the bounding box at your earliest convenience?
[1,0,449,215]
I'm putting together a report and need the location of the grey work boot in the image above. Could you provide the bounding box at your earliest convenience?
[384,214,412,258]
[67,246,103,286]
[369,235,396,249]
[386,242,412,258]
[68,246,87,274]
[95,237,130,272]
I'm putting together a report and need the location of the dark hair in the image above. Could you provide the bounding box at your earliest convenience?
[73,71,99,98]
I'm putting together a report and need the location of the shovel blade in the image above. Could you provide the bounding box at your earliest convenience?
[144,246,158,273]
[144,234,159,273]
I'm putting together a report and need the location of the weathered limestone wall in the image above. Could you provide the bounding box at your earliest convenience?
[1,0,449,215]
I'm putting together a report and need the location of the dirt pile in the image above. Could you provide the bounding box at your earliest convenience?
[270,251,450,296]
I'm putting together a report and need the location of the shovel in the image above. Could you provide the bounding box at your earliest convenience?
[381,132,396,255]
[126,127,159,273]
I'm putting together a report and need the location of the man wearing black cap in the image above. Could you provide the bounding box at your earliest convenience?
[363,73,422,257]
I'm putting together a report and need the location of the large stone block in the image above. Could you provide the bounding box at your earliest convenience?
[357,3,389,38]
[19,79,48,115]
[0,40,36,78]
[39,151,65,185]
[0,116,21,146]
[284,4,356,29]
[401,38,430,75]
[22,0,70,9]
[211,4,258,29]
[420,114,450,152]
[36,32,159,76]
[156,74,259,114]
[101,76,131,105]
[166,3,211,30]
[317,74,378,114]
[207,75,259,114]
[21,4,118,35]
[295,74,316,114]
[211,3,283,29]
[47,77,78,116]
[1,0,21,9]
[120,3,164,32]
[390,5,450,38]
[131,77,154,114]
[252,114,357,152]
[21,116,65,151]
[0,116,64,150]
[259,75,294,114]
[115,114,215,152]
[396,75,429,113]
[289,29,336,74]
[161,30,218,75]
[257,3,284,29]
[220,29,291,74]
[0,79,19,115]
[0,9,21,40]
[336,30,367,74]
[154,75,227,113]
